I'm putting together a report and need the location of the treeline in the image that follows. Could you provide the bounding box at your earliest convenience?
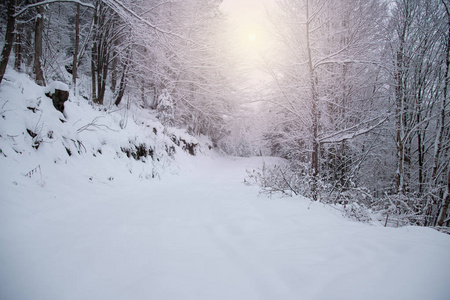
[1,0,449,228]
[255,0,450,228]
[0,0,233,145]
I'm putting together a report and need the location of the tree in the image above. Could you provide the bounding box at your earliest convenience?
[72,3,80,95]
[437,172,450,226]
[265,0,388,200]
[33,0,46,86]
[0,0,17,85]
[382,0,449,225]
[255,0,450,226]
[147,0,234,141]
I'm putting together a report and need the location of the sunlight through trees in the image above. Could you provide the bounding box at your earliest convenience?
[0,0,449,228]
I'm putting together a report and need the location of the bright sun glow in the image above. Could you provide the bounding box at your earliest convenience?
[221,0,277,84]
[237,23,267,53]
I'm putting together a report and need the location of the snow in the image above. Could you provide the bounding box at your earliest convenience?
[1,69,450,300]
[13,0,95,18]
[1,154,450,300]
[43,80,69,94]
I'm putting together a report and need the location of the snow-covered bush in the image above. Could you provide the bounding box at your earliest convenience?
[246,161,330,199]
[156,89,174,126]
[245,161,375,222]
[246,158,441,226]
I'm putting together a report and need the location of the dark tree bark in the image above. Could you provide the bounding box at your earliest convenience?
[0,0,16,85]
[114,49,131,106]
[91,1,116,105]
[114,68,127,106]
[72,3,80,94]
[141,77,146,108]
[33,1,46,86]
[14,21,22,71]
[110,49,118,93]
[91,2,98,103]
[97,50,109,105]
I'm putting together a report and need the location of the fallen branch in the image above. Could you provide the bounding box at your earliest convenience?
[77,116,118,133]
[25,165,41,178]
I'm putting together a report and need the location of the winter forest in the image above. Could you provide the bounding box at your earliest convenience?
[1,0,450,299]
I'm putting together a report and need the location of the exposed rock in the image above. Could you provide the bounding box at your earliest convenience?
[180,138,197,156]
[170,134,198,156]
[121,142,154,161]
[44,81,69,113]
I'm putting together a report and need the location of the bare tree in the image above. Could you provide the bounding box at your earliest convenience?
[71,3,80,95]
[33,0,46,86]
[0,0,17,85]
[265,0,388,200]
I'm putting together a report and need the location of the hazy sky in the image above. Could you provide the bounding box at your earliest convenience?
[220,0,277,86]
[221,0,274,21]
[220,0,276,42]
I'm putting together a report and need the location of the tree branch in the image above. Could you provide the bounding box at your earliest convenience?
[13,0,94,18]
[319,116,388,144]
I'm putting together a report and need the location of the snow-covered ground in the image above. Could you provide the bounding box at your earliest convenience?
[1,70,450,300]
[1,154,450,300]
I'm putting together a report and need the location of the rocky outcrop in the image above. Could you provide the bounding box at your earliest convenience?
[44,81,69,113]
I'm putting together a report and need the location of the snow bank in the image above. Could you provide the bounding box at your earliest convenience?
[0,69,210,184]
[43,80,69,94]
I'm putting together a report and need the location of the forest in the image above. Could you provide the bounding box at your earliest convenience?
[0,0,449,230]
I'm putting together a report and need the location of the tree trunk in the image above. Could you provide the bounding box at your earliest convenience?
[33,1,45,86]
[0,0,16,85]
[395,35,406,195]
[114,67,127,106]
[14,22,22,71]
[72,3,80,95]
[436,0,450,227]
[91,4,98,103]
[417,120,424,195]
[97,50,109,105]
[96,40,103,104]
[95,7,110,106]
[110,49,118,93]
[437,172,450,226]
[91,53,97,103]
[432,2,450,182]
[141,77,146,108]
[306,0,319,201]
[114,50,131,106]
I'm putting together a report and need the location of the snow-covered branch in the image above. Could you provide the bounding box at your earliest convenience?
[13,0,94,18]
[319,116,388,144]
[139,1,171,17]
[104,0,198,44]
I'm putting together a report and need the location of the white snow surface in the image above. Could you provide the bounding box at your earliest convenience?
[44,81,70,94]
[1,155,450,300]
[1,70,450,300]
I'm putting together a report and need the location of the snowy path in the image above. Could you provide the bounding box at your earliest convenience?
[1,155,450,300]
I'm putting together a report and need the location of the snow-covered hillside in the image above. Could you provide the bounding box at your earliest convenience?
[0,70,208,185]
[1,71,450,300]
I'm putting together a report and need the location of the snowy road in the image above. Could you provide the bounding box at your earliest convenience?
[1,155,450,300]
